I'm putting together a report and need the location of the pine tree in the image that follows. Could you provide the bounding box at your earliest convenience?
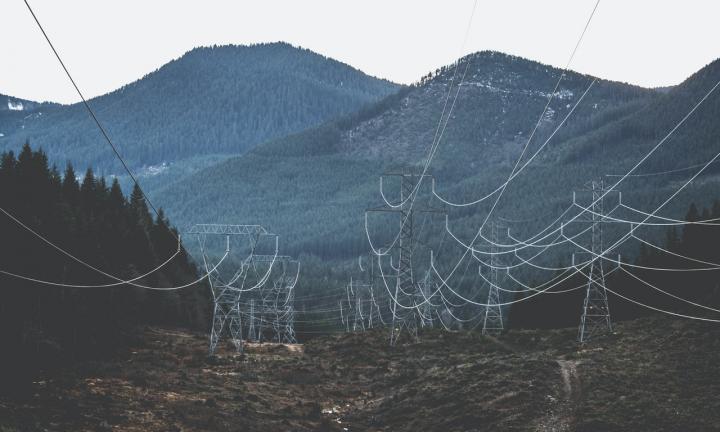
[62,163,80,205]
[0,145,207,392]
[129,184,153,232]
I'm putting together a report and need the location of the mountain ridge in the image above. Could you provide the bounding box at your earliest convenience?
[153,51,720,280]
[0,42,400,171]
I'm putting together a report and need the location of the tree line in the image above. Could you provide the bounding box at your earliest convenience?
[0,144,209,393]
[510,201,720,329]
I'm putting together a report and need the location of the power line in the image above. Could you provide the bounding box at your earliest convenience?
[366,0,479,256]
[564,227,720,272]
[430,134,720,321]
[431,0,601,208]
[22,0,174,242]
[383,69,720,320]
[0,205,218,290]
[605,159,720,178]
[620,203,720,226]
[475,0,601,222]
[446,78,720,257]
[620,267,720,315]
[605,285,720,323]
[631,234,720,268]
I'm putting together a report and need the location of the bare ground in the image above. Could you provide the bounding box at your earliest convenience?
[533,359,580,432]
[1,316,719,432]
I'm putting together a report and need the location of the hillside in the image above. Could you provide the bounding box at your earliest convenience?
[0,144,207,392]
[5,48,719,307]
[1,316,717,431]
[155,53,720,256]
[0,43,399,172]
[0,94,48,113]
[0,94,53,140]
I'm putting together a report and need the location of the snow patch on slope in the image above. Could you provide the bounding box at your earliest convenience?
[7,100,24,111]
[138,162,170,177]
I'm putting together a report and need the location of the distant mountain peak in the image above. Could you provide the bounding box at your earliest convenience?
[0,94,45,113]
[0,43,400,171]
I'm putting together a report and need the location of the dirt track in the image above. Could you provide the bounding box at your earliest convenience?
[1,317,719,431]
[534,359,580,432]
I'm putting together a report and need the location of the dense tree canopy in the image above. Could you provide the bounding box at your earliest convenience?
[510,201,720,329]
[0,43,399,172]
[0,144,208,392]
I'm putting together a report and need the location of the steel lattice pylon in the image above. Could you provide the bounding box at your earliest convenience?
[417,270,436,329]
[256,258,299,344]
[188,224,278,355]
[577,180,613,342]
[367,171,443,345]
[269,275,298,343]
[391,172,419,345]
[482,221,504,335]
[341,254,387,333]
[342,278,384,332]
[247,299,258,342]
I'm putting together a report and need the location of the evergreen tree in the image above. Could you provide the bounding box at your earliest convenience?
[0,145,207,394]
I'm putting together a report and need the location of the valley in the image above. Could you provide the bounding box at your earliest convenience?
[1,5,719,428]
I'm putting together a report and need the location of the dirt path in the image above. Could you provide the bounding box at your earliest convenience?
[534,359,581,432]
[557,360,581,402]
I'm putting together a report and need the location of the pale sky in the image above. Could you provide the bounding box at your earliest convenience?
[1,0,718,104]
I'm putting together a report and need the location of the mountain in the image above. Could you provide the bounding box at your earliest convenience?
[0,43,399,172]
[153,52,720,298]
[4,47,719,298]
[0,94,47,113]
[152,52,650,246]
[0,94,53,140]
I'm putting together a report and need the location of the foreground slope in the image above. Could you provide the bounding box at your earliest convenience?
[0,43,399,171]
[1,317,717,431]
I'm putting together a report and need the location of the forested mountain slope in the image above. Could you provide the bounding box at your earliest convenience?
[0,144,205,391]
[156,52,710,251]
[0,94,54,140]
[0,43,399,172]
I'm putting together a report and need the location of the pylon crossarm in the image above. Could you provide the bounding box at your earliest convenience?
[187,224,272,236]
[227,236,279,291]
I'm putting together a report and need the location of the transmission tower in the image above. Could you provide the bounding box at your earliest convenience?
[359,252,386,329]
[343,275,384,333]
[367,171,442,345]
[393,171,418,343]
[255,256,299,343]
[482,221,504,335]
[339,298,349,333]
[271,274,298,343]
[247,299,258,342]
[187,224,278,355]
[575,180,614,342]
[283,283,297,344]
[416,269,436,328]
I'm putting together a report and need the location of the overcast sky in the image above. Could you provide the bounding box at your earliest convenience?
[1,0,718,104]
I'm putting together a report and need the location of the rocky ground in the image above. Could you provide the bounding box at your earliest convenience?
[1,317,719,431]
